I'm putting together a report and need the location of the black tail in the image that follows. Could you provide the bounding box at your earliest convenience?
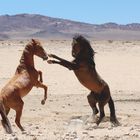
[108,96,116,118]
[0,102,12,134]
[108,96,120,126]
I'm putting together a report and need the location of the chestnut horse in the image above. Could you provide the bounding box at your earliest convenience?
[48,35,120,126]
[0,39,48,133]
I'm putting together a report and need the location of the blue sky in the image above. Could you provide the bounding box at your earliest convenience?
[0,0,140,24]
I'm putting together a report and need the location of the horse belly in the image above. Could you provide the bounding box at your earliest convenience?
[82,80,104,93]
[15,75,33,97]
[74,71,105,93]
[19,84,33,98]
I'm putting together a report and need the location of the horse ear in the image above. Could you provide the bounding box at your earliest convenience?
[31,39,37,45]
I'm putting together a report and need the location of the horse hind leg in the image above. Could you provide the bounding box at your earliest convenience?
[0,103,13,134]
[87,92,99,115]
[87,92,99,123]
[94,86,110,125]
[13,99,25,131]
[96,102,105,125]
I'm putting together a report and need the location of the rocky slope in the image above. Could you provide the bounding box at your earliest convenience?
[0,14,140,40]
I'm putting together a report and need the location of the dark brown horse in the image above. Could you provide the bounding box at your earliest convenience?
[0,39,48,133]
[48,35,119,126]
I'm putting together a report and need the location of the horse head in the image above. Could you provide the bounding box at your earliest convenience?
[28,39,48,60]
[72,35,95,60]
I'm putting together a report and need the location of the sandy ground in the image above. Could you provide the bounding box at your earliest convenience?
[0,40,140,140]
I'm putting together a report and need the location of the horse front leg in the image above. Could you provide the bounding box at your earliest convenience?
[48,54,63,61]
[48,54,79,70]
[35,81,48,105]
[38,70,43,83]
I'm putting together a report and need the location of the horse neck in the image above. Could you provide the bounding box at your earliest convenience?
[19,50,34,69]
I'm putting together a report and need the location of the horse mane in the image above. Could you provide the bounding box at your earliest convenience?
[73,35,95,66]
[17,39,39,73]
[24,39,40,52]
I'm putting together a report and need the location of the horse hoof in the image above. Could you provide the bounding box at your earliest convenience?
[96,120,100,126]
[93,108,99,115]
[48,54,52,57]
[41,100,45,105]
[112,120,121,126]
[110,118,121,126]
[22,130,27,134]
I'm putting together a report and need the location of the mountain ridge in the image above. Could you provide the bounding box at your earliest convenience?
[0,14,140,40]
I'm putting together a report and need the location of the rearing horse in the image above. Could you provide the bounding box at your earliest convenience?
[0,39,48,133]
[48,35,120,126]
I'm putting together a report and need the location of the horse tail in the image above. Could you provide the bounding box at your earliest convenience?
[108,96,120,126]
[108,96,116,118]
[0,101,12,134]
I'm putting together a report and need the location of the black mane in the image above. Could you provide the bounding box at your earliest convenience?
[73,35,95,66]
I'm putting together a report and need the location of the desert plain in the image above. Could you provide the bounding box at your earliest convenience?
[0,39,140,140]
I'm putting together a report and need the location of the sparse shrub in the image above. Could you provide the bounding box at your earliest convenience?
[108,40,113,43]
[20,41,24,44]
[125,41,131,43]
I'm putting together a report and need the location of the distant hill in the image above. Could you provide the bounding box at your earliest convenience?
[0,14,140,40]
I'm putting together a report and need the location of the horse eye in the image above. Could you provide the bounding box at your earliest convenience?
[37,45,42,49]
